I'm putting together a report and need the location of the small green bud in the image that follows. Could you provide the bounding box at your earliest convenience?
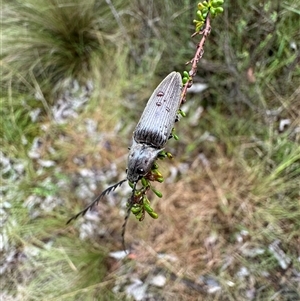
[211,0,224,7]
[152,169,163,177]
[144,203,154,213]
[196,24,203,32]
[165,152,173,159]
[196,10,202,20]
[152,162,159,170]
[135,210,144,220]
[202,7,208,14]
[148,211,158,219]
[183,71,189,78]
[202,1,208,6]
[196,11,205,22]
[131,205,142,214]
[194,20,204,31]
[156,177,164,183]
[214,7,224,13]
[141,177,148,187]
[151,188,163,198]
[158,151,166,159]
[142,196,150,205]
[178,109,186,117]
[210,7,216,16]
[134,190,142,197]
[173,134,179,140]
[165,152,172,159]
[199,14,205,21]
[143,196,150,205]
[198,3,204,10]
[182,77,188,84]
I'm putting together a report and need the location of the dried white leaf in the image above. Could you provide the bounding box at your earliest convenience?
[199,275,221,294]
[109,250,128,260]
[150,274,166,287]
[37,159,56,167]
[29,108,41,122]
[237,266,250,278]
[279,118,291,132]
[126,279,148,301]
[157,253,178,262]
[240,245,265,257]
[269,240,291,270]
[226,280,235,287]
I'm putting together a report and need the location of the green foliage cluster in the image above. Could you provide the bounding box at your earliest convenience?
[194,0,224,32]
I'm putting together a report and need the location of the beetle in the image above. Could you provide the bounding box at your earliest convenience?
[67,72,182,234]
[127,71,182,183]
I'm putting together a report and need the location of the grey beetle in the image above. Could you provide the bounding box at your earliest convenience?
[127,72,182,183]
[67,72,182,226]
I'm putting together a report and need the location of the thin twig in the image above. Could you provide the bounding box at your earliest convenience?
[181,14,211,104]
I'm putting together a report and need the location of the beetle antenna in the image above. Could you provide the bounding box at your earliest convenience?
[66,179,127,224]
[121,181,137,252]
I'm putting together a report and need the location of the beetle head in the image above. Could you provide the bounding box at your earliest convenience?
[127,140,162,183]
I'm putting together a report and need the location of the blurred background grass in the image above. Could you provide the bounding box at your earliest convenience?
[1,0,300,300]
